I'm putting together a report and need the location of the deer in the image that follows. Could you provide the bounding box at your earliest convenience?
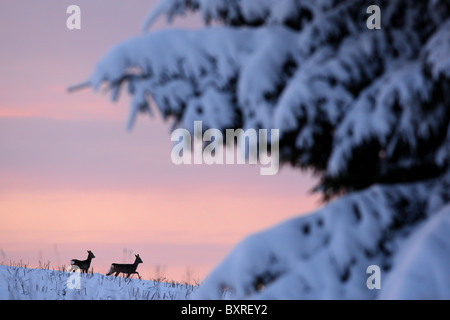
[70,250,95,273]
[106,254,143,279]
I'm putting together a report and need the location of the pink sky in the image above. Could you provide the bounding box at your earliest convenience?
[0,0,320,281]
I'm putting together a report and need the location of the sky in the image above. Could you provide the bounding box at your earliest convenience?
[0,0,320,281]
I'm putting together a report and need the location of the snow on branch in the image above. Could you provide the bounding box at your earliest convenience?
[424,19,450,80]
[84,0,450,195]
[142,0,361,31]
[197,179,447,299]
[88,26,300,132]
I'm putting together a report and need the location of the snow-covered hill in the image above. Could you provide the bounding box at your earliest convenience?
[0,265,198,300]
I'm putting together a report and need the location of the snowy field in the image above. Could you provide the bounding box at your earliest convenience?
[0,264,200,300]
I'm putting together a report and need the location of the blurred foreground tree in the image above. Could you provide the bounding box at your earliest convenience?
[78,0,450,299]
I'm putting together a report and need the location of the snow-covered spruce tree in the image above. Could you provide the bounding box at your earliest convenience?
[79,0,450,298]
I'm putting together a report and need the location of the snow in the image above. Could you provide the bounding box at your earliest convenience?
[89,25,299,134]
[142,0,363,31]
[0,265,199,300]
[379,205,450,299]
[196,179,450,299]
[425,19,450,79]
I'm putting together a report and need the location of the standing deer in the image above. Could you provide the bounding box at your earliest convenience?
[106,254,143,279]
[70,250,95,273]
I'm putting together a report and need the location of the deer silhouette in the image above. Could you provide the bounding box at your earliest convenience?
[106,254,143,279]
[70,250,95,273]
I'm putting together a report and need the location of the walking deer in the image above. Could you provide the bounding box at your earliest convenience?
[70,250,95,273]
[106,254,143,279]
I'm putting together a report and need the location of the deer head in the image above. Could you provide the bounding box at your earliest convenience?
[88,250,95,259]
